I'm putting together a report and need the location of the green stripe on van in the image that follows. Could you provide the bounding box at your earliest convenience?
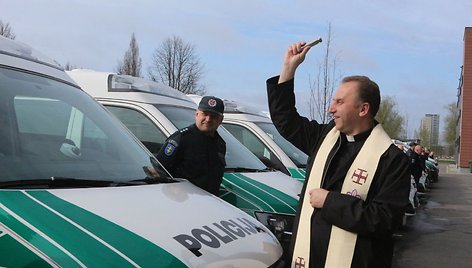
[299,169,306,176]
[221,174,273,214]
[0,211,61,268]
[234,173,298,213]
[28,190,186,268]
[0,193,83,267]
[287,168,306,182]
[222,173,297,215]
[1,191,133,267]
[0,234,51,267]
[0,190,186,268]
[218,184,263,215]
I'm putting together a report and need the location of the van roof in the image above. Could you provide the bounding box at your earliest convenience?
[0,36,62,70]
[0,36,77,85]
[223,99,269,117]
[67,69,195,105]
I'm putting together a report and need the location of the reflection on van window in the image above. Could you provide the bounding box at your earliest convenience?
[106,106,167,154]
[156,105,195,129]
[15,97,70,136]
[223,123,288,173]
[157,105,267,170]
[255,122,308,168]
[0,67,170,184]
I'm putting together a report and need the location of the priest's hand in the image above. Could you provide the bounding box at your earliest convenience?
[308,188,329,208]
[278,42,312,84]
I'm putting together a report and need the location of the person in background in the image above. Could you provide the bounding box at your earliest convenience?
[156,96,226,195]
[409,143,423,186]
[416,145,427,167]
[396,144,405,152]
[266,41,410,268]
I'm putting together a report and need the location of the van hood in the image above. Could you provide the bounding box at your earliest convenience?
[0,182,282,267]
[221,171,302,216]
[287,167,307,181]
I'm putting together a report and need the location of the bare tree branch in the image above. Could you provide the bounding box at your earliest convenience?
[0,19,16,40]
[308,23,340,123]
[148,35,206,95]
[116,33,142,77]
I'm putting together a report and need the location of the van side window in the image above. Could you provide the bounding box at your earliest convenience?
[222,123,289,175]
[105,106,167,154]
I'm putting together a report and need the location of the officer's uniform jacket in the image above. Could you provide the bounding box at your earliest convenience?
[156,124,226,195]
[409,151,424,181]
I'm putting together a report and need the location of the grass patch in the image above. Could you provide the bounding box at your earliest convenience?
[438,159,456,164]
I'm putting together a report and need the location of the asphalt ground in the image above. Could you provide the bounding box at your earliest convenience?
[392,164,472,268]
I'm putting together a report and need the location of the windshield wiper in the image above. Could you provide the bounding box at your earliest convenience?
[134,164,180,184]
[127,176,180,184]
[225,167,269,173]
[0,177,117,189]
[0,175,180,189]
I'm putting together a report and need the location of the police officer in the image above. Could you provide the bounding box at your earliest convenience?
[156,96,226,195]
[408,142,423,185]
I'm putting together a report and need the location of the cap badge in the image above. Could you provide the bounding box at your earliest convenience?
[208,99,217,107]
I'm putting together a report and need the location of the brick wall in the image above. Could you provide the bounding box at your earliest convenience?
[459,27,472,168]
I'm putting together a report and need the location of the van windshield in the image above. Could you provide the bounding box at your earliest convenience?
[255,122,308,168]
[157,106,267,171]
[0,67,171,186]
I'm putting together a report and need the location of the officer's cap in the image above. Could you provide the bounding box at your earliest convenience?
[198,96,224,115]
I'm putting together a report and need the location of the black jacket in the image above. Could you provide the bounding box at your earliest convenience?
[267,76,410,268]
[156,124,226,195]
[409,151,424,181]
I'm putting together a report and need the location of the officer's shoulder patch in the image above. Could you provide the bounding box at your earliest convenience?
[179,127,189,133]
[167,139,178,147]
[164,143,176,156]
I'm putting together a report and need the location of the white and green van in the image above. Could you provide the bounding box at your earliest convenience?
[188,96,308,181]
[0,36,283,267]
[67,70,303,251]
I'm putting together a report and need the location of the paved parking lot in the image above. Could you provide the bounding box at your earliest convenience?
[392,165,472,268]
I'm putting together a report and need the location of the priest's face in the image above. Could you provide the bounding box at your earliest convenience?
[328,81,364,135]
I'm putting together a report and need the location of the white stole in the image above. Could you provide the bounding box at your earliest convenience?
[291,124,392,268]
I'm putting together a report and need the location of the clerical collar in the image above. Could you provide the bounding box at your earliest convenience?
[342,127,374,143]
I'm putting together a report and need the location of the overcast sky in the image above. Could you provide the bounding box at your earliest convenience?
[3,0,471,140]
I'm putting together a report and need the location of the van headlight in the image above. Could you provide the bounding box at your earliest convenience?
[254,211,294,242]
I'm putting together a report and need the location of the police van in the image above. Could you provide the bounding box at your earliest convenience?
[67,70,303,251]
[189,96,307,181]
[0,36,284,267]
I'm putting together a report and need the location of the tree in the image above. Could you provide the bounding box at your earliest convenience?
[148,35,205,94]
[418,124,431,149]
[308,23,340,123]
[116,33,142,77]
[375,96,405,139]
[443,102,459,156]
[0,19,16,40]
[63,62,77,71]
